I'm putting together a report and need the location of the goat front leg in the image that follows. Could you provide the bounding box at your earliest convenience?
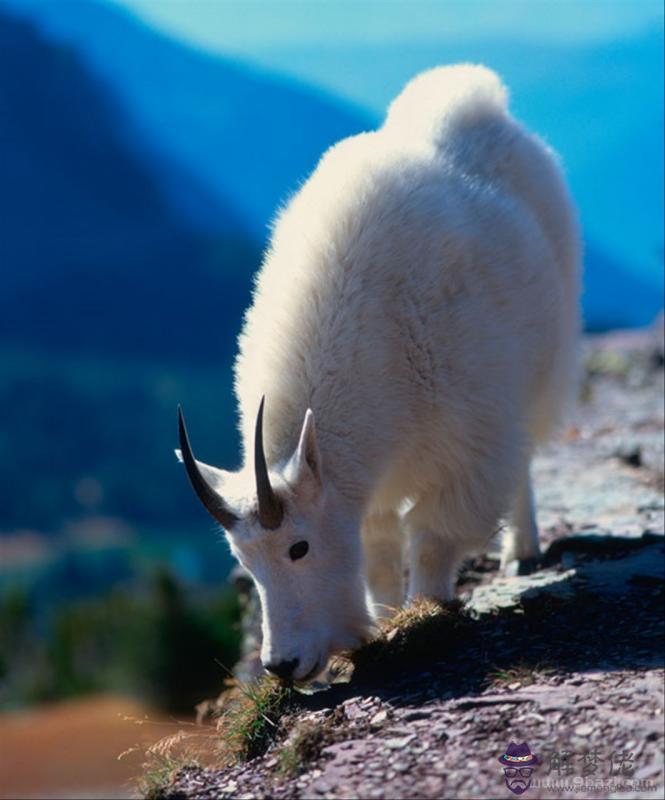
[362,511,405,618]
[405,482,501,602]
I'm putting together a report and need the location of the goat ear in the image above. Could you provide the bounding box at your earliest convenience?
[175,448,233,495]
[291,409,322,488]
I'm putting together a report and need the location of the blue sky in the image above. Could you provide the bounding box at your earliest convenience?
[112,0,663,52]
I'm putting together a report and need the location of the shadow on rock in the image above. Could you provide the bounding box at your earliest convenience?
[300,532,664,713]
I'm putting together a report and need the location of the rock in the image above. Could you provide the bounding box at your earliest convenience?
[433,727,449,742]
[342,700,365,721]
[574,723,594,736]
[384,734,417,750]
[370,710,388,728]
[615,443,643,468]
[400,708,433,721]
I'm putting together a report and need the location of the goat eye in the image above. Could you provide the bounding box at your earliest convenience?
[289,541,309,561]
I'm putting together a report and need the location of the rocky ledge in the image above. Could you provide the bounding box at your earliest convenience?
[159,324,664,800]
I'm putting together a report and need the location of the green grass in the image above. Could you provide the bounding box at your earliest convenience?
[215,677,294,763]
[212,600,471,765]
[135,677,293,798]
[138,751,190,800]
[133,725,219,800]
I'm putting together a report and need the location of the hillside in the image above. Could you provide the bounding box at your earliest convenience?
[0,8,259,363]
[148,325,665,799]
[0,7,257,544]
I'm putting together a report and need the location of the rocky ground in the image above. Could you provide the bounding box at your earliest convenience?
[159,324,664,800]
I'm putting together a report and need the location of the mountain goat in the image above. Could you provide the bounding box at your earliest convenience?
[177,65,581,682]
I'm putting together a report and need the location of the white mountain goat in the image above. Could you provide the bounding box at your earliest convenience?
[177,65,581,682]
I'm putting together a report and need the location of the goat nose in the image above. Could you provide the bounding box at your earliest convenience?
[263,658,299,680]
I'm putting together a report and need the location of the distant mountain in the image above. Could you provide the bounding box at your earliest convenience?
[0,7,249,535]
[0,9,260,363]
[6,0,661,330]
[583,244,663,331]
[5,0,373,237]
[1,0,661,350]
[0,1,660,551]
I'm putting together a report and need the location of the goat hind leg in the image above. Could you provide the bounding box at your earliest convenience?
[501,468,541,573]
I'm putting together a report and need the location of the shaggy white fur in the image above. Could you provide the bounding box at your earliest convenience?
[184,64,581,681]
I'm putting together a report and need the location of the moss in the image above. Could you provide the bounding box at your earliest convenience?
[585,349,631,380]
[277,720,324,777]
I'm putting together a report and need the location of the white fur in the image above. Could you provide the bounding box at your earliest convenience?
[199,65,581,681]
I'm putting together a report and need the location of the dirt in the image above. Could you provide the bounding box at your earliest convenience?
[159,322,664,800]
[0,695,188,799]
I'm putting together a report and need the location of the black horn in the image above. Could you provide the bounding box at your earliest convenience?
[177,406,238,530]
[254,396,283,529]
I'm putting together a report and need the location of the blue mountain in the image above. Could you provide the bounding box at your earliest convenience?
[0,1,660,545]
[0,8,264,363]
[0,3,370,536]
[2,0,661,336]
[5,0,373,238]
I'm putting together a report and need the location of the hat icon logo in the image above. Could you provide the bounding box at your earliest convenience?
[498,742,540,794]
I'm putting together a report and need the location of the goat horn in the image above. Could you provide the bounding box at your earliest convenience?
[254,396,283,529]
[177,406,238,530]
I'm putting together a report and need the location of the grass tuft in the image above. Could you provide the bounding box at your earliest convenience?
[134,726,218,799]
[216,676,294,763]
[276,706,346,777]
[138,751,188,800]
[486,660,555,689]
[349,598,472,682]
[133,678,292,797]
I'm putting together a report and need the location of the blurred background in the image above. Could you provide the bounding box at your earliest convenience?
[0,0,663,795]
